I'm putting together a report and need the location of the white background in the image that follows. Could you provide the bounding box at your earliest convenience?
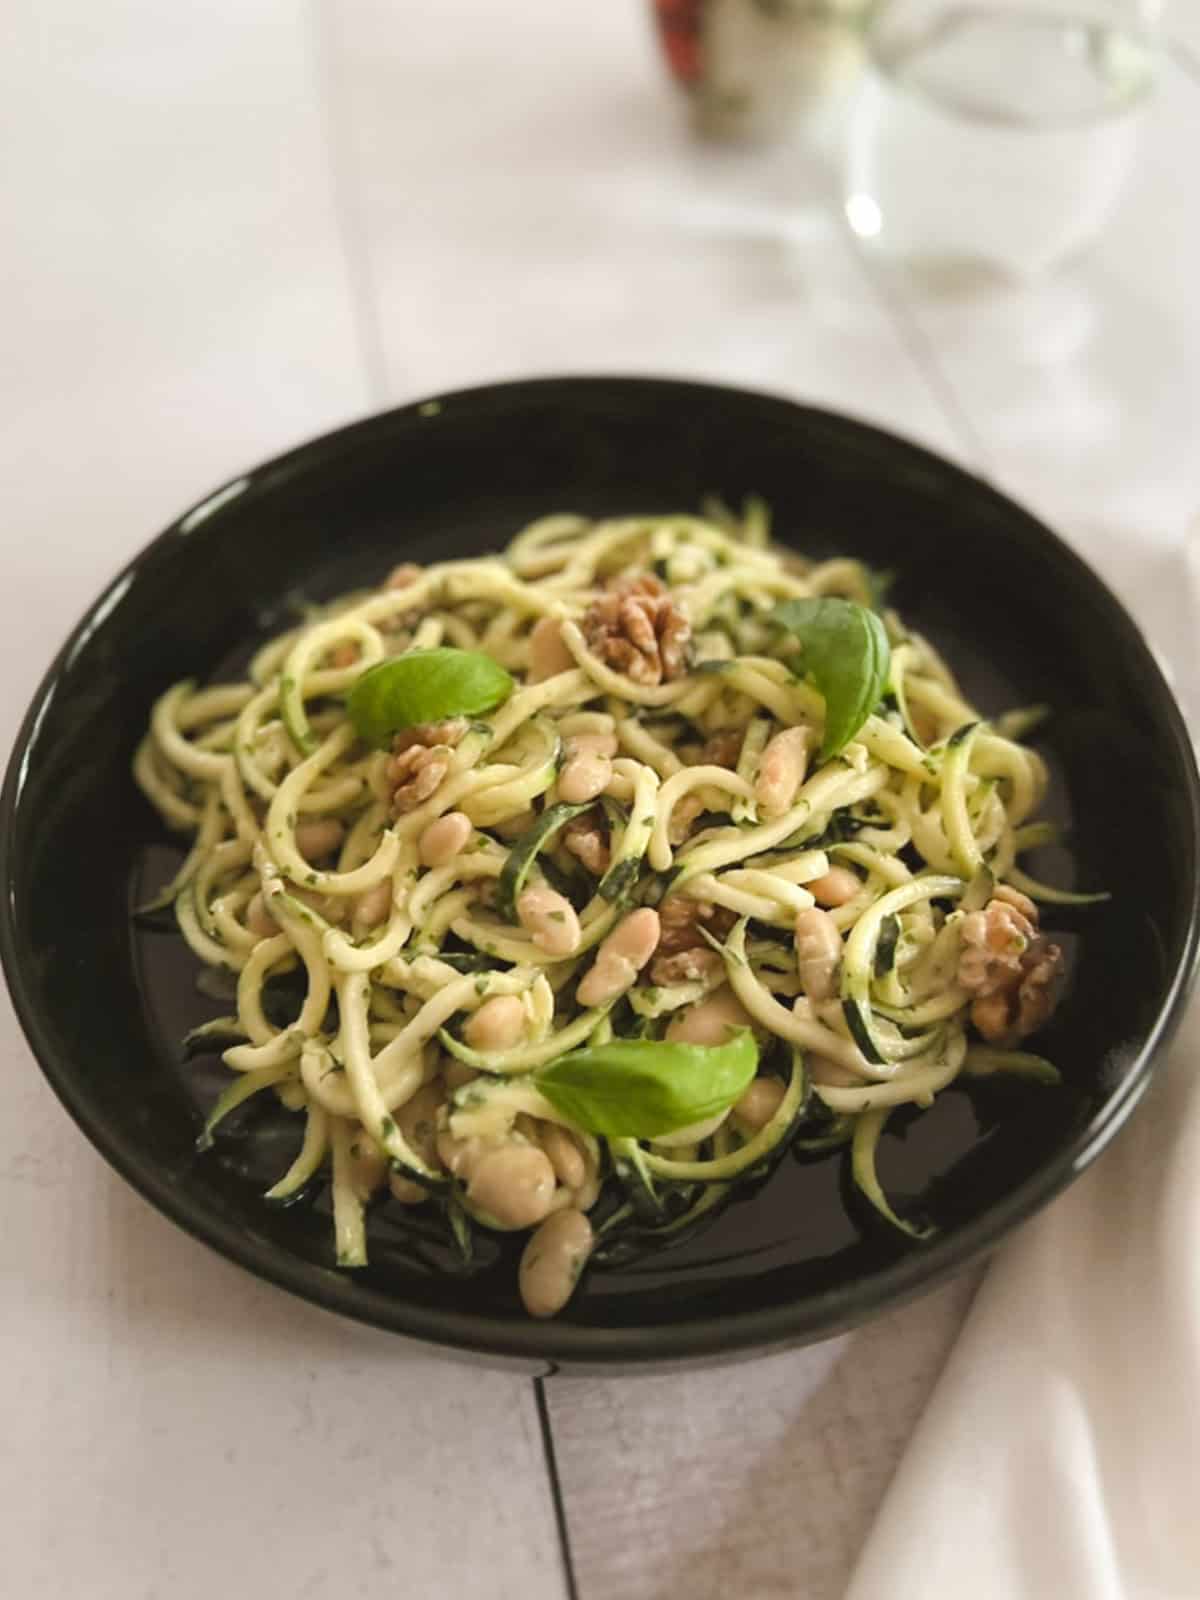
[4,5,1199,1596]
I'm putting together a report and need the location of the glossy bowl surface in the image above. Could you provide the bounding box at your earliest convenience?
[3,376,1197,1371]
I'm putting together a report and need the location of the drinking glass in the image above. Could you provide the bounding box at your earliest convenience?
[842,0,1162,286]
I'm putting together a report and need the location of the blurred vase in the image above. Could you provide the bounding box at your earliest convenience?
[652,0,871,142]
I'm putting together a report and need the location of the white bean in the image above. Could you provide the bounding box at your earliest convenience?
[576,907,660,1008]
[245,891,278,938]
[569,731,619,759]
[539,1123,586,1190]
[808,1053,862,1088]
[519,1210,593,1318]
[467,1145,557,1230]
[754,727,810,817]
[464,994,527,1053]
[665,987,753,1046]
[436,1128,484,1178]
[528,615,574,682]
[352,877,394,931]
[734,1076,787,1131]
[558,750,613,804]
[517,884,582,957]
[418,810,473,868]
[442,1060,479,1091]
[294,816,346,861]
[794,907,843,1001]
[808,865,862,907]
[388,1172,429,1206]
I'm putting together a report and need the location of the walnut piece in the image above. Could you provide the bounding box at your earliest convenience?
[650,947,724,986]
[957,891,1038,997]
[667,792,705,847]
[649,894,736,984]
[581,574,691,686]
[699,728,744,769]
[386,720,466,815]
[562,809,610,875]
[958,886,1064,1045]
[392,718,467,757]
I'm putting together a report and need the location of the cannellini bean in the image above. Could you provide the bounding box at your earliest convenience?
[538,1123,586,1190]
[346,1130,388,1202]
[794,907,842,1001]
[436,1128,484,1178]
[558,750,613,804]
[352,878,394,931]
[808,1053,862,1088]
[492,810,537,843]
[734,1076,787,1131]
[465,994,527,1053]
[528,615,575,682]
[388,1172,429,1206]
[294,886,347,925]
[576,907,660,1008]
[466,1145,557,1230]
[294,816,346,861]
[442,1060,479,1091]
[245,891,278,938]
[665,987,753,1046]
[569,731,619,759]
[754,727,810,817]
[397,1084,444,1168]
[517,884,582,957]
[807,865,862,907]
[418,810,473,868]
[519,1209,593,1319]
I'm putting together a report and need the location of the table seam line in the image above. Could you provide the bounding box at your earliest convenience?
[533,1375,581,1600]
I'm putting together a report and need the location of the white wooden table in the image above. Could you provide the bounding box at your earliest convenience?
[4,5,1198,1597]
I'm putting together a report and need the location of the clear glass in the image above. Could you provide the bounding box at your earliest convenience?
[842,0,1162,285]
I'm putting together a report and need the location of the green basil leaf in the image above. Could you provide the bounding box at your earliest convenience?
[535,1032,757,1139]
[346,649,513,748]
[771,597,891,759]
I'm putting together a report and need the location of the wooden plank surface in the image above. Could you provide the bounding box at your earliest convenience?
[543,1275,978,1600]
[0,6,566,1599]
[326,0,971,465]
[13,2,1187,1596]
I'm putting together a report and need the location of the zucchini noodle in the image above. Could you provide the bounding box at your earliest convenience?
[134,503,1092,1317]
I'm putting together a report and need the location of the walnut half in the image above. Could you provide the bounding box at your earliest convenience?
[581,575,691,687]
[386,719,467,815]
[648,894,735,985]
[957,886,1064,1045]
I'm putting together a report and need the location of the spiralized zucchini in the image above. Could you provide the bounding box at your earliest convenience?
[135,503,1087,1318]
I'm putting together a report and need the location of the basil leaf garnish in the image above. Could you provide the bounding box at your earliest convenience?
[535,1032,757,1138]
[346,649,513,748]
[771,597,890,759]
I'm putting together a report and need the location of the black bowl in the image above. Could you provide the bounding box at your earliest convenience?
[3,376,1197,1372]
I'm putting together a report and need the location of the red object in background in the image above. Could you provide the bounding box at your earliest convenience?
[653,0,705,84]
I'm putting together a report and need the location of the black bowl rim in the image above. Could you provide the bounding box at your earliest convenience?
[4,373,1199,1367]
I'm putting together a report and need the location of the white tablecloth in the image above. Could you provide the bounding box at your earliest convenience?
[4,5,1198,1596]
